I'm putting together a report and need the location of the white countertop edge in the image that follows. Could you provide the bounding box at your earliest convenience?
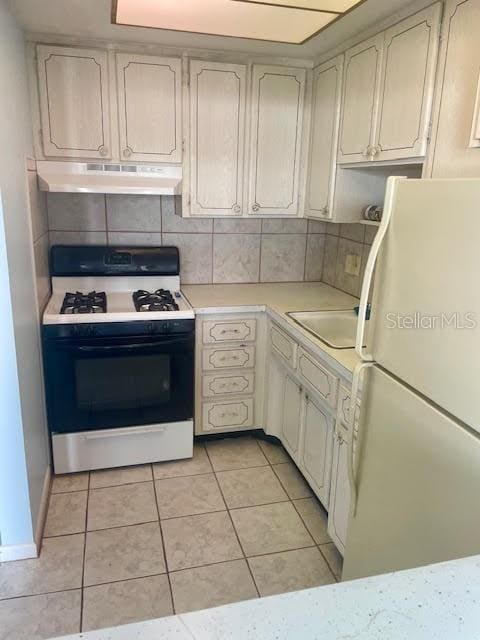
[54,554,480,640]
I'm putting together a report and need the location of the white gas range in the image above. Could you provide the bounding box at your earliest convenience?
[42,245,195,474]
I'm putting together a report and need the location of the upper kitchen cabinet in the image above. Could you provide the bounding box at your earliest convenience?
[375,4,442,162]
[37,45,111,160]
[338,35,383,164]
[426,0,480,177]
[189,60,247,216]
[338,4,441,164]
[116,53,182,163]
[305,55,343,220]
[247,65,306,216]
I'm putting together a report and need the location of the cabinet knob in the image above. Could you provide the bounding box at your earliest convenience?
[252,204,260,212]
[322,206,329,216]
[99,145,109,157]
[233,204,241,214]
[123,147,132,158]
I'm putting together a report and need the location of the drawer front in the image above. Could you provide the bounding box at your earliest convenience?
[337,384,361,426]
[52,421,193,474]
[203,318,256,344]
[202,398,254,431]
[202,372,255,398]
[298,348,337,408]
[202,345,256,371]
[270,324,297,367]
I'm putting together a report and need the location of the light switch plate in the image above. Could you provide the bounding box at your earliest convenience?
[345,253,361,277]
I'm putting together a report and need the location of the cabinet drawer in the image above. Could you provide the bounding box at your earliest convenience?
[202,372,255,398]
[202,345,255,371]
[337,385,361,426]
[203,318,256,344]
[202,398,254,431]
[270,325,297,367]
[298,348,337,408]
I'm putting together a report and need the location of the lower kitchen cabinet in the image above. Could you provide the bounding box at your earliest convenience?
[327,421,351,555]
[301,394,334,508]
[281,374,303,461]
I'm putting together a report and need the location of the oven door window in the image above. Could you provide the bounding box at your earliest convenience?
[45,335,194,433]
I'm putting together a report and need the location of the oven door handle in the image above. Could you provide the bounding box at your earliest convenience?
[75,338,190,352]
[84,425,167,440]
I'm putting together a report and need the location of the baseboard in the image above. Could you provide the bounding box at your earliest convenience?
[34,465,52,554]
[0,543,38,562]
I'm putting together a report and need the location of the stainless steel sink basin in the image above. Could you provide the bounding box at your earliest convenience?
[287,309,369,349]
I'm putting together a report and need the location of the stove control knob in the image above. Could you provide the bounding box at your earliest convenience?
[162,322,172,333]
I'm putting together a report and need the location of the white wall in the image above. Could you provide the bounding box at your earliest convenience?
[0,0,49,551]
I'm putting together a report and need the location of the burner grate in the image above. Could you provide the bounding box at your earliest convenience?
[61,291,107,315]
[132,289,179,313]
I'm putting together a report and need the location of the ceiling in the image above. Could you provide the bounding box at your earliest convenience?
[9,0,422,60]
[113,0,364,45]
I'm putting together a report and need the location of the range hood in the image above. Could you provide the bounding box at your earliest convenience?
[36,161,182,195]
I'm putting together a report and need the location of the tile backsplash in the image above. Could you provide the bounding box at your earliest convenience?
[46,194,328,285]
[45,192,376,293]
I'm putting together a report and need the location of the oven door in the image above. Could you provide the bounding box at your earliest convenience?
[43,333,194,434]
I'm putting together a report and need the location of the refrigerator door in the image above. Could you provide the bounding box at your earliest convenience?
[343,365,480,581]
[367,178,480,431]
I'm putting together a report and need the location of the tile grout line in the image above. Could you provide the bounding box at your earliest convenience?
[151,466,176,615]
[79,469,91,632]
[205,445,261,599]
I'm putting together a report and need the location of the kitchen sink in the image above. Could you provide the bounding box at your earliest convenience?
[287,309,369,349]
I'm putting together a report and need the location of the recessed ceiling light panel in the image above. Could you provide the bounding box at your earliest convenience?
[113,0,364,44]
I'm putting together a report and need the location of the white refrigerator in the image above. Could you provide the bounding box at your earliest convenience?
[342,177,480,581]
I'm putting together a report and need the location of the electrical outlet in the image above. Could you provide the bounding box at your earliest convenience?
[345,253,361,277]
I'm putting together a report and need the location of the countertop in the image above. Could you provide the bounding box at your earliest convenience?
[183,282,361,375]
[55,554,480,640]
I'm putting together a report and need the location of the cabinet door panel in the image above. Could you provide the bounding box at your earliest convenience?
[376,4,441,161]
[306,56,343,219]
[117,53,182,163]
[37,45,111,159]
[248,65,306,215]
[301,396,334,508]
[190,61,246,216]
[338,35,383,163]
[428,0,480,177]
[282,374,302,459]
[327,422,350,556]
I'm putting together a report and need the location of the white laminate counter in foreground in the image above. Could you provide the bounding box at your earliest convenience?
[55,554,480,640]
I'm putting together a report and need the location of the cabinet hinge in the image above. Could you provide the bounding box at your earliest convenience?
[182,139,185,153]
[426,121,433,143]
[184,71,190,88]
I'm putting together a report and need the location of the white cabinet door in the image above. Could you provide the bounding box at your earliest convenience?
[265,353,287,439]
[116,53,182,163]
[282,374,303,460]
[327,421,350,555]
[248,65,306,216]
[190,60,247,216]
[427,0,480,177]
[305,56,343,220]
[375,4,441,161]
[300,394,334,509]
[338,35,383,164]
[37,45,111,159]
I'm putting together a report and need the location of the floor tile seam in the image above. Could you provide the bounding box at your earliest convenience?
[317,544,341,582]
[85,519,160,533]
[151,471,175,615]
[82,570,169,590]
[290,497,330,545]
[88,479,155,492]
[0,586,82,603]
[209,471,260,598]
[79,469,92,632]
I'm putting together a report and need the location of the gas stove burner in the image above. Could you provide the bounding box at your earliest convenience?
[61,291,107,315]
[133,288,180,312]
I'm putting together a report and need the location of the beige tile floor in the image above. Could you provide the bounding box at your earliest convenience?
[0,436,343,640]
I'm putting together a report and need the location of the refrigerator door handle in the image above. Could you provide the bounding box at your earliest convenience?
[355,176,405,361]
[347,361,374,516]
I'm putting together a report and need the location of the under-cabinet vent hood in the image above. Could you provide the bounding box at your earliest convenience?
[36,161,182,195]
